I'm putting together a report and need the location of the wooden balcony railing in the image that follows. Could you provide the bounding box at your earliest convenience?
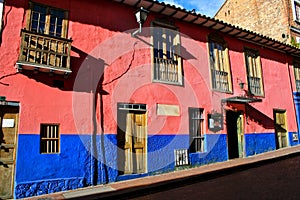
[17,29,72,73]
[212,70,230,92]
[154,57,179,83]
[248,76,262,96]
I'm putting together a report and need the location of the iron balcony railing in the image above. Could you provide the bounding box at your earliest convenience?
[154,57,179,83]
[18,29,72,71]
[212,70,230,92]
[248,76,262,96]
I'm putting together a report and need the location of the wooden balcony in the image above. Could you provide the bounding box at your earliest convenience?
[16,29,72,76]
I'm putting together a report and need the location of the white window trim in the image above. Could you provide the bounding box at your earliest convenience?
[292,0,300,22]
[0,0,4,34]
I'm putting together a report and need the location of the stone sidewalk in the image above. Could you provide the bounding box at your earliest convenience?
[24,145,300,200]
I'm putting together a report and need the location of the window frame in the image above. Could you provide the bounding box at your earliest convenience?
[151,20,183,86]
[188,107,205,153]
[292,0,300,22]
[293,59,300,92]
[40,123,60,154]
[208,34,233,93]
[244,47,264,97]
[26,1,68,38]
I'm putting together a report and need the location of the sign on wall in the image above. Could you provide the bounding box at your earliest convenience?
[2,119,15,128]
[208,113,223,132]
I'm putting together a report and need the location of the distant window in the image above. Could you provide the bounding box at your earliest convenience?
[28,2,68,38]
[208,34,232,92]
[244,48,264,96]
[152,21,183,85]
[0,0,4,36]
[40,124,60,154]
[294,60,300,92]
[189,108,204,153]
[293,0,300,21]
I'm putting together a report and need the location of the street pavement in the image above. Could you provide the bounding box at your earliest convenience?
[25,145,300,200]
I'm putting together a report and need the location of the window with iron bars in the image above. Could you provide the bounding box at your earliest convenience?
[189,108,204,153]
[40,124,60,154]
[294,60,300,92]
[208,35,232,93]
[244,48,264,96]
[152,22,183,85]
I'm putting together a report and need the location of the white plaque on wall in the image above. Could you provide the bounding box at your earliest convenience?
[157,104,180,116]
[2,119,15,128]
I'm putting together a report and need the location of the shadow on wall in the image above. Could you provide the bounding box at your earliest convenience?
[246,104,274,129]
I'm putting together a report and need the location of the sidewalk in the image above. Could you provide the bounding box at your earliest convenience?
[25,145,300,200]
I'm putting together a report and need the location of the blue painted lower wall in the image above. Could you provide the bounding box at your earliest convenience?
[15,132,283,198]
[189,134,228,166]
[244,133,276,156]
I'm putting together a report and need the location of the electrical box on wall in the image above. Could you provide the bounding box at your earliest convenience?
[208,113,223,132]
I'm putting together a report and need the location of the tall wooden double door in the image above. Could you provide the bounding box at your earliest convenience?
[0,106,19,199]
[117,105,147,175]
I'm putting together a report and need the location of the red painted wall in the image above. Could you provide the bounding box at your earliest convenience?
[0,0,298,138]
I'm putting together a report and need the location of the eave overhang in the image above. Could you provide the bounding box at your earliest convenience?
[113,0,300,57]
[221,96,263,104]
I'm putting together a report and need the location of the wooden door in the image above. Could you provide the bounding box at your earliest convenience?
[0,106,19,199]
[237,114,244,158]
[274,110,288,149]
[118,111,147,175]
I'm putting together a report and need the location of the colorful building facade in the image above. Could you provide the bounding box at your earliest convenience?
[0,0,300,198]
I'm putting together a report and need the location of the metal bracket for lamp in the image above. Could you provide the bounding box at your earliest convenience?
[132,7,149,37]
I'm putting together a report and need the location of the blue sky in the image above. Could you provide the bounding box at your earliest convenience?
[158,0,226,17]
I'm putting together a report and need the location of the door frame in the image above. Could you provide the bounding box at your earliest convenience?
[117,103,148,175]
[273,109,289,149]
[226,110,245,159]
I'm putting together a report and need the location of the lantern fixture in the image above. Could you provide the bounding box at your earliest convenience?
[132,7,149,37]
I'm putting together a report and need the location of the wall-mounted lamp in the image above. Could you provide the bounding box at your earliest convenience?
[239,81,245,90]
[132,7,149,37]
[237,78,245,90]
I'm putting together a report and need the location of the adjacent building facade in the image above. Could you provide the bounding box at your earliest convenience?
[215,0,300,45]
[1,0,300,198]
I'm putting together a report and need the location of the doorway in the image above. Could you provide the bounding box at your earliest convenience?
[0,105,19,199]
[226,110,244,159]
[273,109,288,149]
[117,104,147,175]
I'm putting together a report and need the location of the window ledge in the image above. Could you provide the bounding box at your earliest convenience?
[212,88,233,94]
[152,79,183,86]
